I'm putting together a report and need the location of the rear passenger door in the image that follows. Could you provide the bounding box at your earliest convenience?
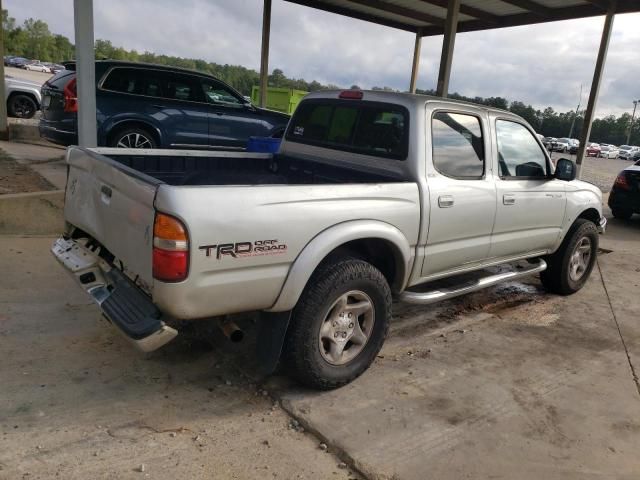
[422,109,497,277]
[489,117,566,259]
[99,68,210,148]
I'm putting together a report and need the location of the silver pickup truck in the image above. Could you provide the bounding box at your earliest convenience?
[52,90,605,389]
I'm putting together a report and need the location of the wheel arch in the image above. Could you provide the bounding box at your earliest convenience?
[577,207,600,225]
[7,91,40,109]
[267,220,413,312]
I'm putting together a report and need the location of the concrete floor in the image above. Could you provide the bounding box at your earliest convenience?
[1,215,638,479]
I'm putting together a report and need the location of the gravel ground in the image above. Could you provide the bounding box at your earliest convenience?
[550,151,633,193]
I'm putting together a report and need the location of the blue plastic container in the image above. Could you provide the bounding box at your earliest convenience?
[246,136,281,153]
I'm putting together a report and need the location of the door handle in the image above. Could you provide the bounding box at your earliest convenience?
[503,194,515,205]
[150,104,164,109]
[438,195,454,208]
[545,193,562,198]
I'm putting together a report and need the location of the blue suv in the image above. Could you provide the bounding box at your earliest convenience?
[39,61,290,149]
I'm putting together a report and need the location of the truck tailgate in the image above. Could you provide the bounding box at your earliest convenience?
[64,147,161,286]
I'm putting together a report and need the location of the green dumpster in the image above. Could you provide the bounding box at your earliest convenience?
[251,86,308,115]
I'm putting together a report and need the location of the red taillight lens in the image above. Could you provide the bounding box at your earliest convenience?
[339,90,363,100]
[63,77,78,113]
[153,213,189,282]
[152,249,188,282]
[614,173,630,191]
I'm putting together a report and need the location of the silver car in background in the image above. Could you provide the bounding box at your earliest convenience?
[5,75,42,119]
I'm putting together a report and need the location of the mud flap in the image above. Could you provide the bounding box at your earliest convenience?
[256,310,292,375]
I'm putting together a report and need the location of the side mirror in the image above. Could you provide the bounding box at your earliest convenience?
[555,158,576,181]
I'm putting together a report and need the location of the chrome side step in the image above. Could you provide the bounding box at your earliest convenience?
[399,259,547,305]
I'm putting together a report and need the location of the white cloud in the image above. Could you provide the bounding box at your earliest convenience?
[7,0,640,116]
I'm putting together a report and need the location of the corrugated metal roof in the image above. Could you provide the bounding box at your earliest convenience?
[284,0,640,35]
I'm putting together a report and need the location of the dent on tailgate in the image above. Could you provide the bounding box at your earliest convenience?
[64,147,161,286]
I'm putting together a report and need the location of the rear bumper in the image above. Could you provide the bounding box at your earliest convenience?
[39,120,78,146]
[608,189,640,213]
[51,237,177,352]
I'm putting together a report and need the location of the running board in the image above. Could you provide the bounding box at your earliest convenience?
[399,259,547,305]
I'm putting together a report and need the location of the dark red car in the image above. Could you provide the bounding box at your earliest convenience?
[586,143,601,157]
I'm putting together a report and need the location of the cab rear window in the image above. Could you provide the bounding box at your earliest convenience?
[286,100,409,160]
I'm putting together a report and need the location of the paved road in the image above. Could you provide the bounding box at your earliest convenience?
[5,65,53,84]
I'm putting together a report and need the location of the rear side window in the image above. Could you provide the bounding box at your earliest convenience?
[44,70,74,89]
[101,68,203,102]
[162,72,201,101]
[432,112,484,179]
[286,100,408,160]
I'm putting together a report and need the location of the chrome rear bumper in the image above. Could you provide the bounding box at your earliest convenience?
[51,237,177,352]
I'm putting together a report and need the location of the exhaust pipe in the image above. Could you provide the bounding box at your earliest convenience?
[219,318,244,343]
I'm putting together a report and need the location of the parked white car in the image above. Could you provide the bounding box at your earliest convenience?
[25,62,50,73]
[618,145,639,160]
[598,145,619,159]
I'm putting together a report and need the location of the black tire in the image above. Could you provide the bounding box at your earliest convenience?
[284,258,392,390]
[540,219,598,295]
[611,208,633,220]
[7,94,37,119]
[109,127,157,148]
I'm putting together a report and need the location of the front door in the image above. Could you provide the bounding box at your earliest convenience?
[422,110,497,277]
[201,78,267,149]
[489,117,566,259]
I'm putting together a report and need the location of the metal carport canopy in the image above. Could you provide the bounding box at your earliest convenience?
[283,0,639,35]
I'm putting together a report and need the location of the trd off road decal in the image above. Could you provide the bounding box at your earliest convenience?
[199,240,287,259]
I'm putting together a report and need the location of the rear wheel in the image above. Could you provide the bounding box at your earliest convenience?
[612,208,633,220]
[284,258,391,390]
[110,127,157,149]
[540,219,598,295]
[8,94,37,119]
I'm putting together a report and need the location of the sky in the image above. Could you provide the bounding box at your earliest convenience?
[6,0,640,117]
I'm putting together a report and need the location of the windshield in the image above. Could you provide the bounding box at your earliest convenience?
[600,146,610,151]
[620,145,631,150]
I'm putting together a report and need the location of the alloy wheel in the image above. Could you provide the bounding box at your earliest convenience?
[13,97,35,118]
[569,236,592,282]
[318,290,375,365]
[116,132,153,148]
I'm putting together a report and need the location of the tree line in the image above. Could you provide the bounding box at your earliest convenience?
[3,9,638,146]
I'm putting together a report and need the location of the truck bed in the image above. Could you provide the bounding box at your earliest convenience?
[91,148,406,186]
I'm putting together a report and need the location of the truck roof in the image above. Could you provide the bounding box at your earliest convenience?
[303,89,514,118]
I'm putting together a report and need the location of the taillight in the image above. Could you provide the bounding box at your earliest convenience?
[153,213,189,282]
[614,173,630,191]
[63,77,78,113]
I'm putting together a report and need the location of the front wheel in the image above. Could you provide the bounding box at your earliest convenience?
[8,94,37,119]
[540,219,598,295]
[284,258,391,390]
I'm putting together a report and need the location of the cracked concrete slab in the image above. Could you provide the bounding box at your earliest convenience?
[273,212,640,480]
[0,237,361,480]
